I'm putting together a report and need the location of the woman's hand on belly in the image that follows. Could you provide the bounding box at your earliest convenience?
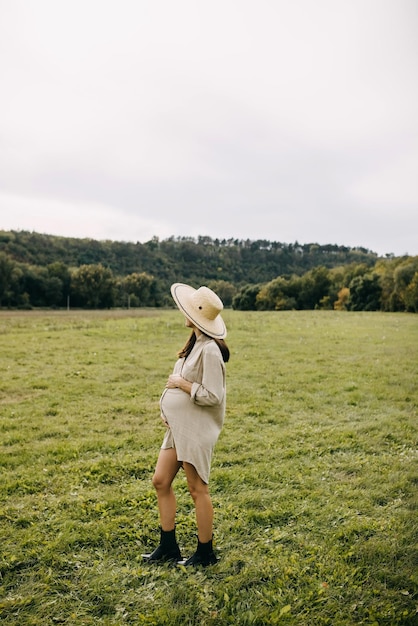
[166,375,192,395]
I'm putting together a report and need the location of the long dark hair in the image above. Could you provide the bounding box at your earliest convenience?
[178,331,230,363]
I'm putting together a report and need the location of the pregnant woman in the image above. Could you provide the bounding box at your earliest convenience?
[143,283,230,567]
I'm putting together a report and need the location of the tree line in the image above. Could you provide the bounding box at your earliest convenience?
[0,230,417,312]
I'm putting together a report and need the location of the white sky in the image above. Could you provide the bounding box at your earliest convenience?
[0,0,417,256]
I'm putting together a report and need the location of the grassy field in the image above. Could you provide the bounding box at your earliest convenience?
[0,309,417,625]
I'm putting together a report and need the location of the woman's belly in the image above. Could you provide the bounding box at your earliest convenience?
[160,388,191,424]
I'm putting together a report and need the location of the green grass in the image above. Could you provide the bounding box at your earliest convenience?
[1,309,417,625]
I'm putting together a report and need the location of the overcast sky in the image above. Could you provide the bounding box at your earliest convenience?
[1,0,417,257]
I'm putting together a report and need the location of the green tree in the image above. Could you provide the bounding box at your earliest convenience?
[47,262,71,306]
[71,264,116,308]
[374,257,398,311]
[21,265,52,307]
[297,266,331,309]
[120,272,159,307]
[232,284,262,310]
[256,277,297,310]
[44,276,64,307]
[392,258,418,311]
[404,271,418,312]
[348,273,382,311]
[0,252,17,306]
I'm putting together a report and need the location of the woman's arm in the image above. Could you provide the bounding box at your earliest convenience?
[166,344,225,406]
[191,345,225,406]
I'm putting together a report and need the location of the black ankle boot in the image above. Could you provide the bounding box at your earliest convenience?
[183,538,218,567]
[142,528,182,563]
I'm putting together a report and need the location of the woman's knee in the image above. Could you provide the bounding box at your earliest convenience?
[186,476,209,501]
[152,449,180,492]
[188,484,202,501]
[152,471,171,493]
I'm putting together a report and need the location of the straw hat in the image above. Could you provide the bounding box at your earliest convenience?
[170,283,227,339]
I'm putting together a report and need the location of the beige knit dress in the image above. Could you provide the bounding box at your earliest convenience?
[159,334,226,484]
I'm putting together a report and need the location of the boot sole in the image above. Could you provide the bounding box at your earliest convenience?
[142,553,182,564]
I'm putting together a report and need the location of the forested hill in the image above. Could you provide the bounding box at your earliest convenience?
[0,230,379,285]
[1,230,417,312]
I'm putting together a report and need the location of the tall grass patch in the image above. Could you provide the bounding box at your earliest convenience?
[1,309,417,625]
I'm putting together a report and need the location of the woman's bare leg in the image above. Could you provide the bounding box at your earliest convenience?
[183,462,213,543]
[152,448,182,530]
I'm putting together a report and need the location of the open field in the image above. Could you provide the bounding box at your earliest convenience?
[1,309,417,625]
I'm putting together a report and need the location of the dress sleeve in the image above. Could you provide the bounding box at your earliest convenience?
[190,344,225,407]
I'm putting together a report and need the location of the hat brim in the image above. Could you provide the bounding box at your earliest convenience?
[170,283,227,339]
